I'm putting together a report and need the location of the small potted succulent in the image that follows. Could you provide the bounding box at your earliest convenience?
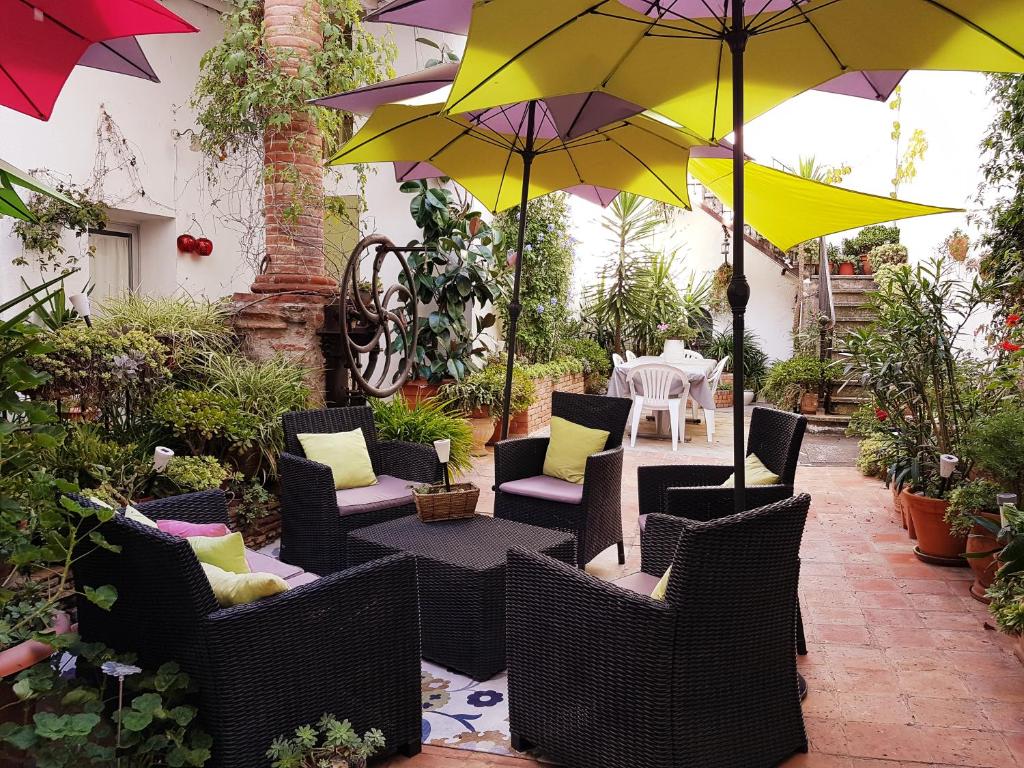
[831,250,858,275]
[267,714,385,768]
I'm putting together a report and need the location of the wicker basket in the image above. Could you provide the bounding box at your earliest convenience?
[413,482,480,522]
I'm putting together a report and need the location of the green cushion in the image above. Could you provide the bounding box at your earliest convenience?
[721,453,781,488]
[189,531,249,574]
[297,429,378,490]
[543,416,610,485]
[651,565,671,601]
[201,563,289,607]
[124,506,158,528]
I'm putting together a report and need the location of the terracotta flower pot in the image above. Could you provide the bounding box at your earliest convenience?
[901,490,966,566]
[965,512,1002,603]
[487,414,528,445]
[401,378,443,405]
[468,409,495,457]
[799,390,818,414]
[838,262,856,276]
[859,253,873,275]
[1015,633,1024,666]
[893,484,916,538]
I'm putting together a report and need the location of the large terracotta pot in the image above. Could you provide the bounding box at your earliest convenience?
[1015,633,1024,666]
[401,378,443,405]
[838,261,856,276]
[468,409,495,457]
[893,484,915,538]
[487,414,528,445]
[965,512,1002,603]
[859,253,874,275]
[901,490,966,565]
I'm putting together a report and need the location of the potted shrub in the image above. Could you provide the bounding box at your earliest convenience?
[703,326,769,399]
[841,224,901,276]
[440,366,535,455]
[761,355,835,414]
[948,480,1002,602]
[975,504,1024,664]
[831,251,858,275]
[866,242,909,274]
[846,259,1009,565]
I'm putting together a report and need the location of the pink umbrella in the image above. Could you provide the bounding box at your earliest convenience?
[2,0,196,120]
[78,37,159,83]
[365,0,904,102]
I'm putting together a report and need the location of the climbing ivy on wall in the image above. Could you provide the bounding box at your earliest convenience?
[493,194,576,363]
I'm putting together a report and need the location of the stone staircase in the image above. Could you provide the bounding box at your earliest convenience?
[812,274,878,422]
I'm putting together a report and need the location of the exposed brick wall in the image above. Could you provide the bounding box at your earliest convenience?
[510,373,586,435]
[234,0,335,404]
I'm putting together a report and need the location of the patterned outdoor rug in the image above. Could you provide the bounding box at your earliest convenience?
[420,661,515,755]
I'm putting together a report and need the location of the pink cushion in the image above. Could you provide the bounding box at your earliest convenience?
[285,571,319,587]
[335,474,414,514]
[638,514,647,533]
[156,519,230,538]
[244,550,303,580]
[498,475,584,505]
[612,571,660,596]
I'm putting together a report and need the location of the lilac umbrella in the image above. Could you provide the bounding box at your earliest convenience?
[78,36,159,82]
[364,0,905,103]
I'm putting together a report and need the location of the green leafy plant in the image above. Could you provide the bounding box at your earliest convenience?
[761,355,838,411]
[439,365,536,419]
[369,395,473,476]
[946,479,1001,536]
[856,434,895,480]
[10,182,108,272]
[162,456,231,494]
[709,262,733,313]
[20,277,87,329]
[395,180,505,382]
[151,389,256,460]
[266,714,384,768]
[844,258,1006,498]
[95,295,233,371]
[555,333,612,393]
[961,404,1024,500]
[200,352,310,478]
[867,242,909,272]
[191,0,394,164]
[841,224,900,259]
[229,479,276,529]
[1,277,119,650]
[493,194,575,362]
[704,327,769,392]
[976,504,1024,635]
[0,640,211,767]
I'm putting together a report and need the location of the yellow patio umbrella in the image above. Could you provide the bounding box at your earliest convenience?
[442,0,1024,505]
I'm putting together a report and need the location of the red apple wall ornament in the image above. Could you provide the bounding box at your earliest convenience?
[176,234,197,253]
[195,237,214,256]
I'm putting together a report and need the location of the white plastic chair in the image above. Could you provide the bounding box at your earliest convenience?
[627,363,690,451]
[612,352,625,368]
[625,350,637,362]
[692,356,730,443]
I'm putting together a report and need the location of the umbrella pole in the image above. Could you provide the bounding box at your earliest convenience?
[727,0,750,515]
[500,100,537,440]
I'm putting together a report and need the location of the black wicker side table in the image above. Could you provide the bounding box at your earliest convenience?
[348,514,576,681]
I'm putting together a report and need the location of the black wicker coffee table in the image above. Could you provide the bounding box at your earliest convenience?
[348,514,576,680]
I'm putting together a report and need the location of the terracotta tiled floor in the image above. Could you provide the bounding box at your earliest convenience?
[383,413,1024,767]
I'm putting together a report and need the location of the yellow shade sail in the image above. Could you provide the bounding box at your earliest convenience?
[445,0,1024,141]
[689,151,960,252]
[327,101,701,212]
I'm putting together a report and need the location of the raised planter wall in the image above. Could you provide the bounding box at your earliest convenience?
[510,372,585,435]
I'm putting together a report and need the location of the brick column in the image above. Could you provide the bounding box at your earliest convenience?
[233,0,336,403]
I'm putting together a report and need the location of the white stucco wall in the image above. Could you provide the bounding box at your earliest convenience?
[568,194,797,363]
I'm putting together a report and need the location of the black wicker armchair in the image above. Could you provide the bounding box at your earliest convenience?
[494,391,633,569]
[278,406,441,573]
[506,495,812,768]
[71,491,422,768]
[637,406,806,527]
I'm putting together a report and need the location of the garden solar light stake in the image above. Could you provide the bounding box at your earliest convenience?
[434,439,452,491]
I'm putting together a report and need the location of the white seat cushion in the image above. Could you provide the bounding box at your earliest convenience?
[498,475,584,505]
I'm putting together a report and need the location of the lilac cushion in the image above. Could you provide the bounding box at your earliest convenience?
[244,550,303,580]
[335,474,414,514]
[285,571,319,587]
[638,514,647,533]
[498,475,584,505]
[612,571,661,596]
[157,519,230,538]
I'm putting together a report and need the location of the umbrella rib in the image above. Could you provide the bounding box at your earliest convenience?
[602,134,689,207]
[446,3,609,113]
[0,60,45,119]
[915,0,1024,62]
[97,40,158,82]
[776,0,848,71]
[599,5,678,90]
[750,0,844,35]
[564,92,596,140]
[592,7,723,37]
[710,36,725,141]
